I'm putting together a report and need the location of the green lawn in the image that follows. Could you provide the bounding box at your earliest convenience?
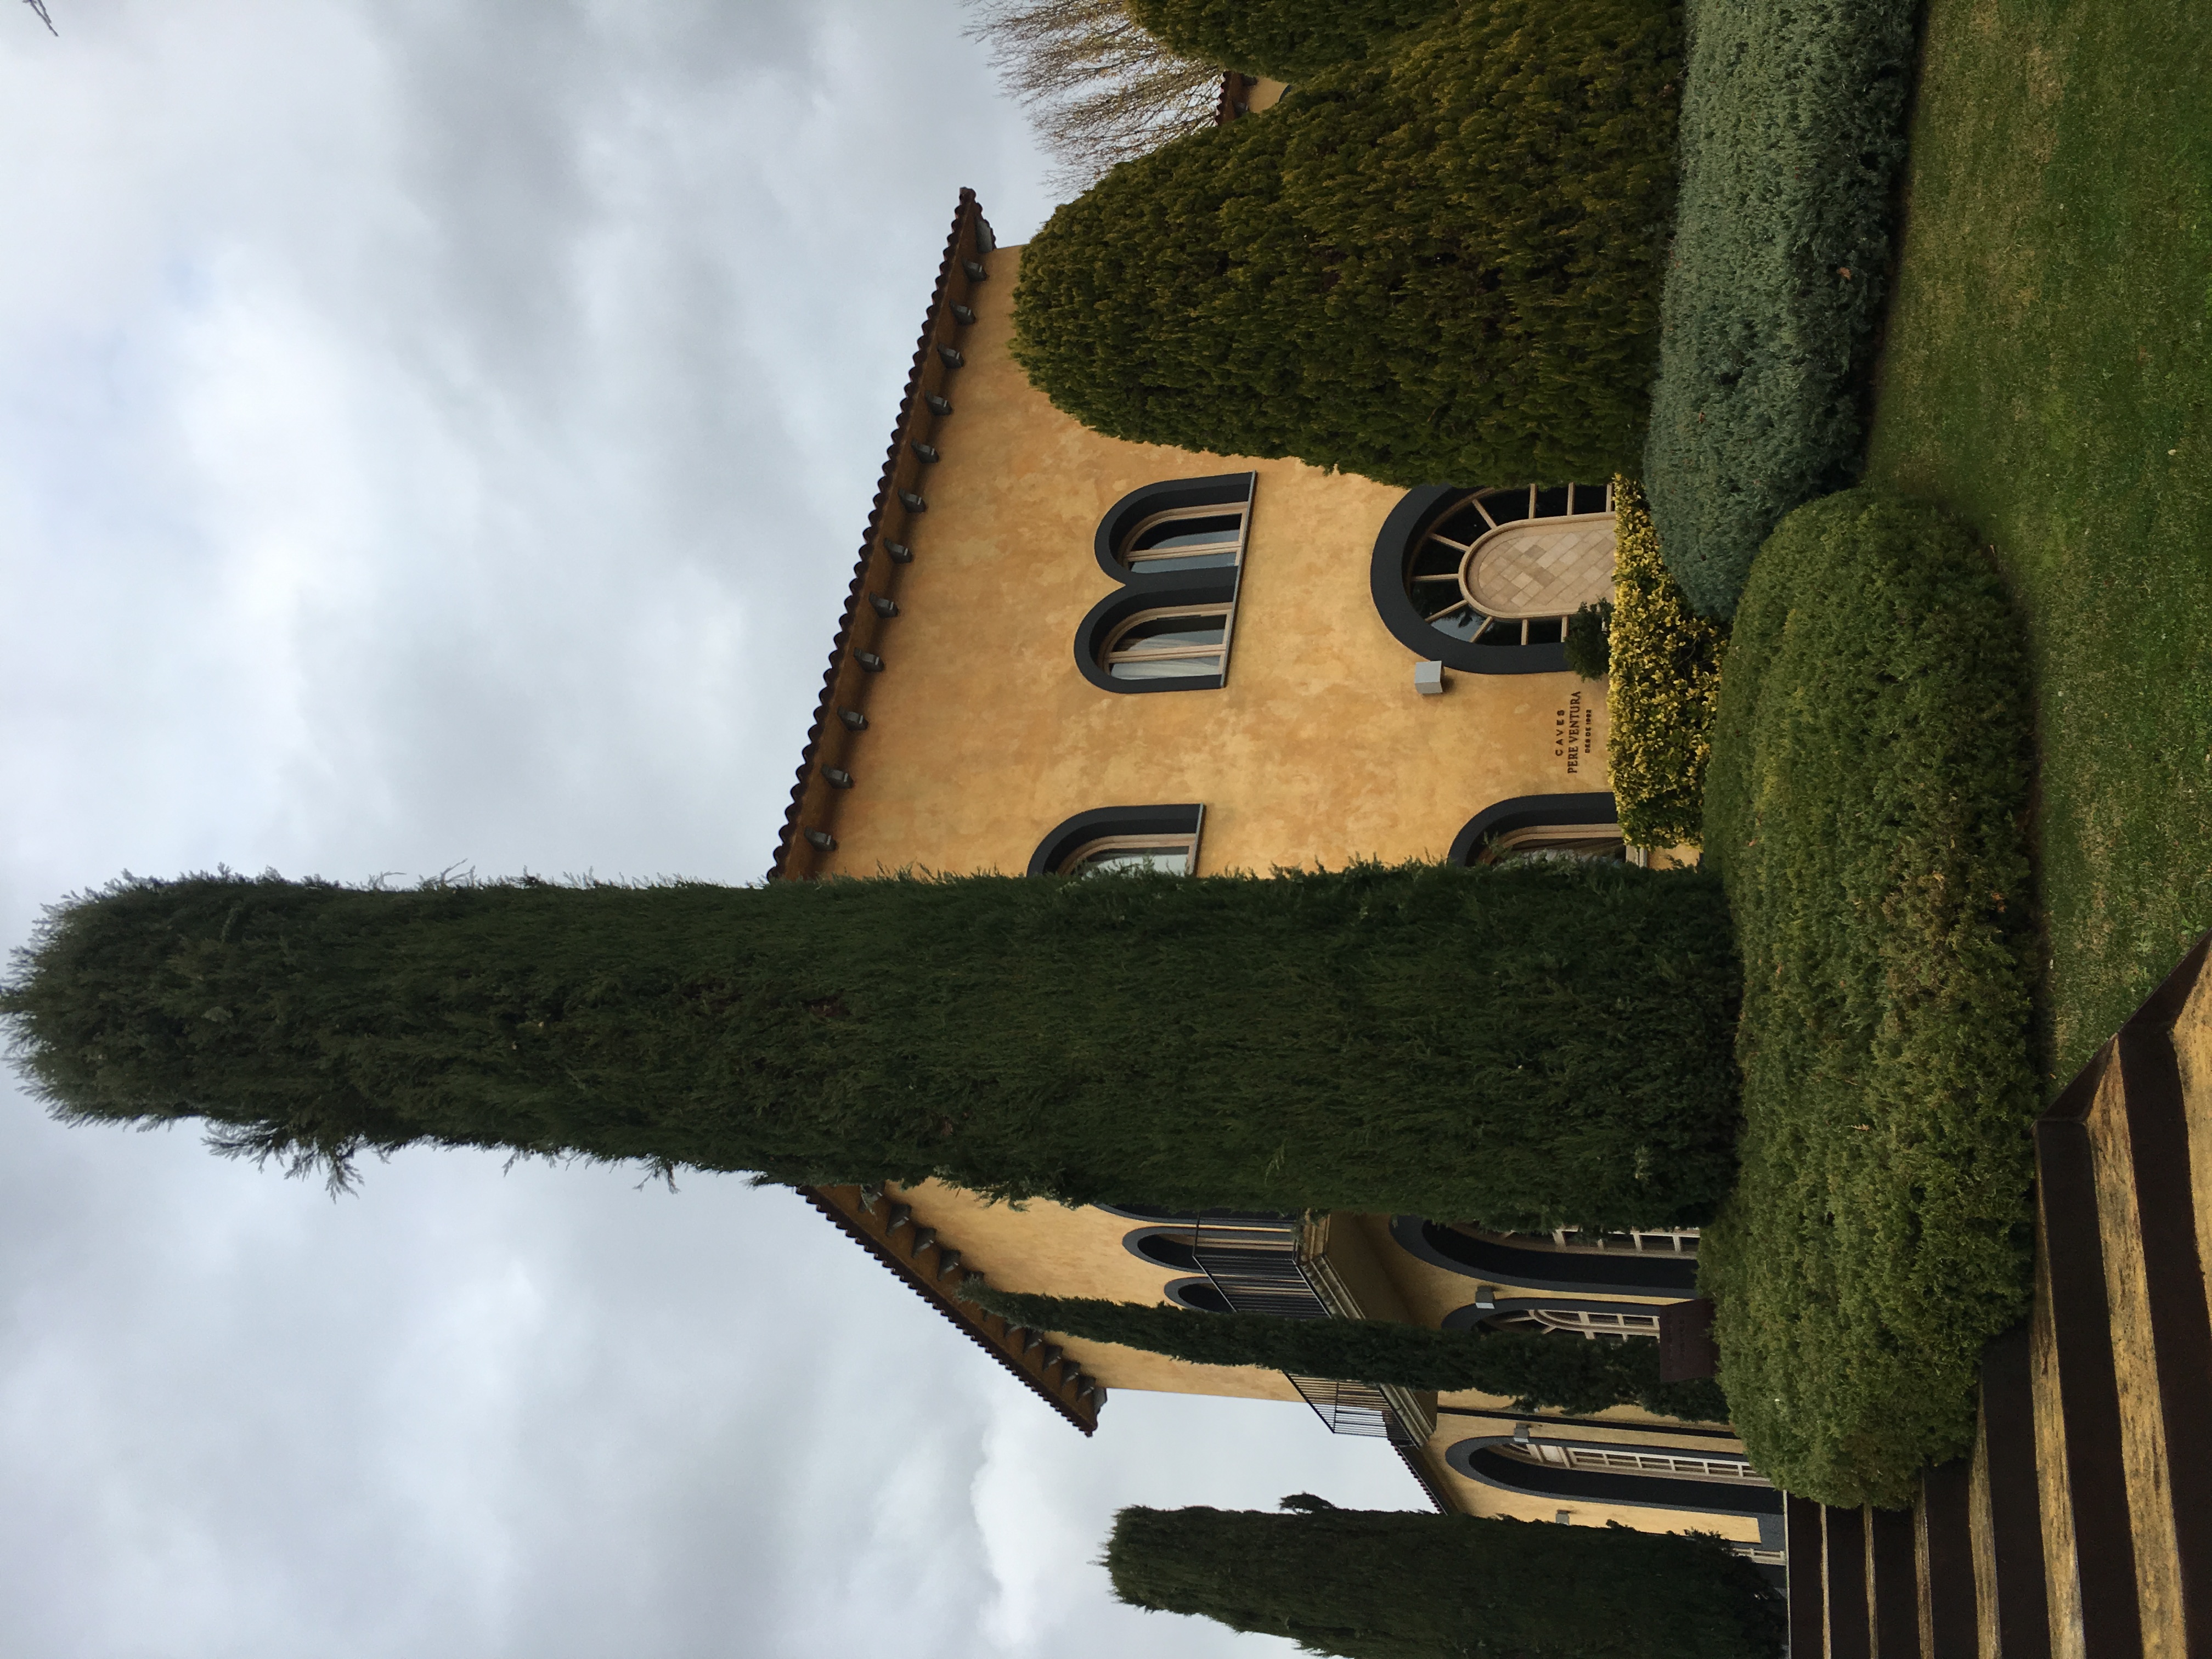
[1864,0,2212,1080]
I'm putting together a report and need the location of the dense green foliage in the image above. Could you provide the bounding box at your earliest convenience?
[1564,600,1613,681]
[1642,0,1921,617]
[1012,0,1683,487]
[1700,490,2039,1506]
[965,1285,1730,1420]
[1,863,1743,1227]
[1864,0,2212,1074]
[1607,479,1728,849]
[1109,1506,1787,1659]
[1124,0,1455,82]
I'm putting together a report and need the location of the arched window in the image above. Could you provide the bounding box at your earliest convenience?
[1060,836,1195,875]
[1482,1306,1663,1342]
[1118,507,1246,573]
[1390,1216,1701,1297]
[1100,606,1232,683]
[1500,1441,1767,1486]
[1371,484,1614,674]
[1448,794,1626,867]
[1446,1433,1784,1523]
[1029,805,1205,878]
[1077,473,1253,695]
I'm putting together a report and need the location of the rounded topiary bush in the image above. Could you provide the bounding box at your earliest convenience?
[1012,0,1684,488]
[1699,488,2038,1507]
[1125,0,1458,82]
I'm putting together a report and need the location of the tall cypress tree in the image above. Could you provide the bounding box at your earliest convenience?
[1011,0,1682,487]
[0,862,1740,1224]
[963,1285,1730,1421]
[1124,0,1457,82]
[1108,1505,1786,1659]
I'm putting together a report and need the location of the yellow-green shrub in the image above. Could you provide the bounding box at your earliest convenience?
[1607,479,1728,848]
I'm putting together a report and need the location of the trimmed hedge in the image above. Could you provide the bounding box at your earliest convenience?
[1642,0,1922,617]
[965,1284,1731,1420]
[1110,1506,1788,1659]
[1607,478,1728,849]
[1125,0,1457,82]
[1012,0,1684,487]
[1,861,1743,1228]
[1700,490,2039,1507]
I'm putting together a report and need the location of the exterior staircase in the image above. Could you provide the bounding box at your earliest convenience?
[1788,932,2212,1658]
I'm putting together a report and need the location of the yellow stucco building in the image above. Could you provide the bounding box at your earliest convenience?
[770,188,1780,1581]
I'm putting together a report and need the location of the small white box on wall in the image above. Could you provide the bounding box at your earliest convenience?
[1413,660,1446,696]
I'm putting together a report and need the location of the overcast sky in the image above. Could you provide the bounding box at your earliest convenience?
[0,4,1421,1655]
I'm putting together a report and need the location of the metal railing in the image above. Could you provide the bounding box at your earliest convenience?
[1181,1214,1431,1445]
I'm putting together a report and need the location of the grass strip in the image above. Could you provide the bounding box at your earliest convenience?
[1700,488,2039,1506]
[1863,0,2212,1075]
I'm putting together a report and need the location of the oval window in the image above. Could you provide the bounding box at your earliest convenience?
[1404,482,1615,650]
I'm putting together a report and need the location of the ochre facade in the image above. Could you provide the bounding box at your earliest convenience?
[795,244,1606,882]
[774,193,1775,1576]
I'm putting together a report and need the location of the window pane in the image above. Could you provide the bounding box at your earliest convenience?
[1479,487,1531,524]
[1116,616,1228,651]
[1429,607,1485,641]
[1076,845,1190,875]
[1472,616,1525,646]
[1128,514,1243,553]
[1109,654,1224,680]
[1525,616,1564,645]
[1125,548,1239,572]
[1534,485,1572,518]
[1433,504,1489,544]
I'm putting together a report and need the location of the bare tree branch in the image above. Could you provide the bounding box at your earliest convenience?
[964,0,1222,196]
[21,0,57,35]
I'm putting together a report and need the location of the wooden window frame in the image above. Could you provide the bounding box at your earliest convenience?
[1119,504,1250,574]
[1409,480,1613,645]
[1101,603,1235,682]
[1058,832,1200,877]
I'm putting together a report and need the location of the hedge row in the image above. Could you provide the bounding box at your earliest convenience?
[1125,0,1457,82]
[967,1284,1730,1420]
[1608,478,1729,849]
[1110,1506,1788,1659]
[1641,0,1922,617]
[1700,490,2039,1506]
[1012,0,1684,488]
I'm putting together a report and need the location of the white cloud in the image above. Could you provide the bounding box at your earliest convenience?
[0,3,1423,1655]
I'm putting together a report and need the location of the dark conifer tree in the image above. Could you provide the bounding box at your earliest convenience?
[964,1285,1729,1421]
[0,862,1739,1224]
[1108,1505,1786,1659]
[1012,0,1681,488]
[1124,0,1457,82]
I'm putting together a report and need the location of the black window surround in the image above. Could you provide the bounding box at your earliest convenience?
[1389,1216,1699,1296]
[1076,473,1255,696]
[1028,805,1205,878]
[1120,1226,1204,1273]
[1370,486,1569,674]
[1448,793,1620,866]
[1164,1276,1231,1313]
